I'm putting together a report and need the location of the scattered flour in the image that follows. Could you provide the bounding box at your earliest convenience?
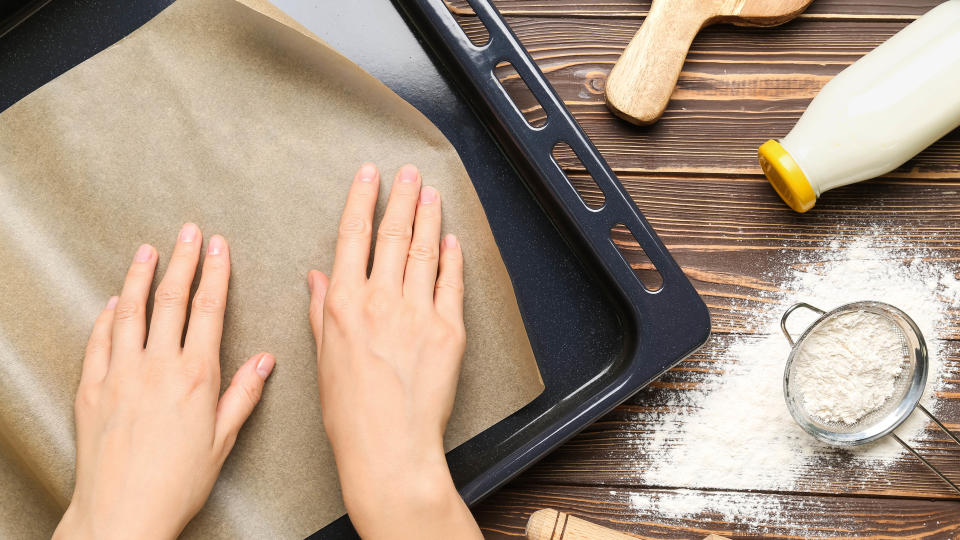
[621,227,957,534]
[792,310,906,425]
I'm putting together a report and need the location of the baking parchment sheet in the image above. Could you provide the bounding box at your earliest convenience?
[0,0,544,536]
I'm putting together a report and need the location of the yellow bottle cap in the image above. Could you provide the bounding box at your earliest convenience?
[758,139,816,213]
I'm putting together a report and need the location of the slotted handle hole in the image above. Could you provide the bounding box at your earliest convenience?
[445,0,490,46]
[495,61,547,128]
[611,223,663,292]
[552,142,605,209]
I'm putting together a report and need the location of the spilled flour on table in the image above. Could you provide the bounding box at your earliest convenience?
[622,227,958,534]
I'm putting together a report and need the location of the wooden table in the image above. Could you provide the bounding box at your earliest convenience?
[448,1,960,537]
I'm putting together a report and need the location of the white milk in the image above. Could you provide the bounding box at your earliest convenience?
[759,0,960,212]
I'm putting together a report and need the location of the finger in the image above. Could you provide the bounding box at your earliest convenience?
[307,270,330,344]
[81,296,118,387]
[214,352,274,458]
[434,234,464,324]
[183,235,230,359]
[369,164,421,286]
[402,186,442,302]
[147,223,202,351]
[111,243,157,358]
[332,163,379,286]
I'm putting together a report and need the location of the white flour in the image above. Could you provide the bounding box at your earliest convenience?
[623,227,957,534]
[792,310,906,424]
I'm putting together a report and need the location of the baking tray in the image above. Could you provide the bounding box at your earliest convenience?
[0,0,51,38]
[0,0,711,537]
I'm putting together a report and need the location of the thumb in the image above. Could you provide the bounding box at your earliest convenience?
[214,352,274,457]
[307,270,330,343]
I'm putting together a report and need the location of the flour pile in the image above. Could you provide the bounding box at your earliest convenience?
[792,310,907,425]
[626,228,958,530]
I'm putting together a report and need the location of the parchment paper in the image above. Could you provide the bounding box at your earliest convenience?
[0,0,544,536]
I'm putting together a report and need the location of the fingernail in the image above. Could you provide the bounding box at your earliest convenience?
[179,223,197,243]
[420,185,437,204]
[399,164,419,184]
[255,354,275,380]
[308,271,315,289]
[444,234,457,248]
[134,244,153,262]
[358,163,377,183]
[106,296,118,309]
[208,235,224,255]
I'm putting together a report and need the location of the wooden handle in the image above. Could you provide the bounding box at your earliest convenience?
[526,509,636,540]
[526,509,732,540]
[605,0,714,125]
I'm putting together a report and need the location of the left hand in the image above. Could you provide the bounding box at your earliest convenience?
[54,224,274,540]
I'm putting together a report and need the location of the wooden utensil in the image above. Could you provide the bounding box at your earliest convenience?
[605,0,813,125]
[526,508,733,540]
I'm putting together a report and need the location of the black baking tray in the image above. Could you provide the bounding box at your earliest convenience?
[0,0,711,537]
[0,0,51,37]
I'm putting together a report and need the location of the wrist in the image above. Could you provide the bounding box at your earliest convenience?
[54,498,181,540]
[339,447,464,531]
[340,448,454,510]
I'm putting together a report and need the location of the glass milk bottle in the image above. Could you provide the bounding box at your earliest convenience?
[758,0,960,213]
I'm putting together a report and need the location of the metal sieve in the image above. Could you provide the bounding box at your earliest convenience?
[780,301,960,494]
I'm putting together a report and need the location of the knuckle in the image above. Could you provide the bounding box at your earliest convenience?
[407,242,439,264]
[129,261,154,276]
[453,324,467,344]
[103,380,129,405]
[85,338,109,358]
[352,183,378,200]
[171,244,198,261]
[74,384,99,412]
[218,431,238,459]
[182,362,213,393]
[324,290,353,320]
[154,286,189,310]
[203,256,228,273]
[377,221,412,243]
[339,215,371,237]
[240,380,263,406]
[113,299,140,321]
[435,277,464,295]
[439,323,466,349]
[192,291,223,315]
[363,292,391,317]
[442,249,464,267]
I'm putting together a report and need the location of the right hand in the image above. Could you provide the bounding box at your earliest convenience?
[307,163,481,539]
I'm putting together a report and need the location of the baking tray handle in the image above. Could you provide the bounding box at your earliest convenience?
[402,0,705,341]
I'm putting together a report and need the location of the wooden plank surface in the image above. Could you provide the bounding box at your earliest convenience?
[459,17,960,176]
[468,0,960,538]
[514,336,960,497]
[601,173,960,336]
[474,485,960,539]
[448,0,942,18]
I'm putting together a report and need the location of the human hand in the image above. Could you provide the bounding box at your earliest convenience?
[54,225,274,540]
[308,163,481,539]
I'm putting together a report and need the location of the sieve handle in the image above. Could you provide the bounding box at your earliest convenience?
[780,302,826,346]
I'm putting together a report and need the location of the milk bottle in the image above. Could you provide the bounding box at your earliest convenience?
[758,0,960,213]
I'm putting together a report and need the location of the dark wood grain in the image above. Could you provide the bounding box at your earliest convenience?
[600,172,960,336]
[449,0,942,19]
[474,485,960,539]
[513,335,960,496]
[469,0,960,536]
[459,17,960,176]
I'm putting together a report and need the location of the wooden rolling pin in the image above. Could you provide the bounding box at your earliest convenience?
[526,508,732,540]
[605,0,813,125]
